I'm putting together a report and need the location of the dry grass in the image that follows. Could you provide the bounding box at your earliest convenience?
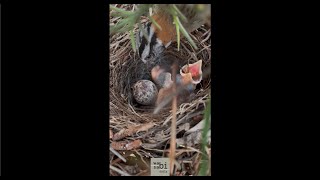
[109,4,211,176]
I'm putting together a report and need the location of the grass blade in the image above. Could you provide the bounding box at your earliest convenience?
[173,16,180,51]
[110,5,134,16]
[176,17,198,50]
[198,98,211,176]
[149,15,162,31]
[172,4,188,23]
[129,30,136,52]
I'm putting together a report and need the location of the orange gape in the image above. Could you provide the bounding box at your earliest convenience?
[189,64,200,77]
[151,13,177,46]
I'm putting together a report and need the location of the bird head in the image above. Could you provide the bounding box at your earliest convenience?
[151,65,173,88]
[136,22,167,63]
[151,65,164,81]
[136,12,176,63]
[180,60,203,84]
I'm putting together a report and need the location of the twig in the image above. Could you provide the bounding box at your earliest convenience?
[164,111,203,131]
[169,63,178,175]
[110,165,131,176]
[134,169,148,176]
[134,150,150,169]
[200,31,211,44]
[110,147,127,163]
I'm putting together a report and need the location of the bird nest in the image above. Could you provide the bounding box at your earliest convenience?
[109,4,211,176]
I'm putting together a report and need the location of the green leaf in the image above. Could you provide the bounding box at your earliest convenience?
[130,30,136,53]
[173,16,180,51]
[110,19,129,33]
[110,5,134,16]
[168,4,177,16]
[176,17,198,50]
[172,4,188,23]
[198,98,211,176]
[149,16,162,31]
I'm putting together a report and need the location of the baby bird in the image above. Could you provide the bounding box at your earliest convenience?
[151,66,173,89]
[150,53,181,88]
[180,59,203,85]
[151,59,203,107]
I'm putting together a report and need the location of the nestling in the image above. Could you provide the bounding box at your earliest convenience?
[152,60,203,107]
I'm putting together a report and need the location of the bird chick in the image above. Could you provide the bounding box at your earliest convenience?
[156,74,195,107]
[180,60,203,84]
[151,65,173,89]
[155,60,203,108]
[150,53,181,88]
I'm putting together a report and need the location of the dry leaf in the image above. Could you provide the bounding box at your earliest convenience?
[112,129,129,141]
[126,139,143,150]
[136,122,155,132]
[111,140,143,150]
[113,122,155,141]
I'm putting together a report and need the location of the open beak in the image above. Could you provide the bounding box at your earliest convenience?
[180,60,203,84]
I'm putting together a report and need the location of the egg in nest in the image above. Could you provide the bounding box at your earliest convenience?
[132,80,158,106]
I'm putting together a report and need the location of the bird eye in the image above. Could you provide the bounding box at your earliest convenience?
[146,54,152,59]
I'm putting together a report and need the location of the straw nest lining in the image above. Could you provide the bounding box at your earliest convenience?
[109,4,211,175]
[110,24,211,124]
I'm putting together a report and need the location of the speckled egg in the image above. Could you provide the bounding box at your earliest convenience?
[132,80,158,105]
